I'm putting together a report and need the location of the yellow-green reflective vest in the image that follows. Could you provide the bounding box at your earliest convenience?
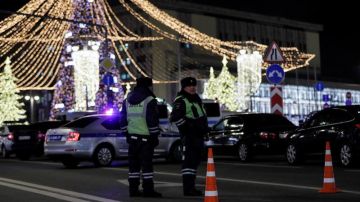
[126,96,154,135]
[175,96,206,119]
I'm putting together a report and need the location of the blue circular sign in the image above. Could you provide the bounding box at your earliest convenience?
[266,64,285,84]
[102,73,114,86]
[315,82,324,91]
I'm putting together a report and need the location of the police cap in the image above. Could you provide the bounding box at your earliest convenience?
[181,77,197,89]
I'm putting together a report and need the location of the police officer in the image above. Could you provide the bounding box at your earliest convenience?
[119,77,162,198]
[170,77,208,196]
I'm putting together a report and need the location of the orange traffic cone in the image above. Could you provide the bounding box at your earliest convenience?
[319,141,340,193]
[204,148,219,202]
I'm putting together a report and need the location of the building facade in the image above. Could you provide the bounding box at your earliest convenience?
[114,0,323,103]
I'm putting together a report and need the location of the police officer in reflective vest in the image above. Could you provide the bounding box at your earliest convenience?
[119,77,162,198]
[170,77,208,196]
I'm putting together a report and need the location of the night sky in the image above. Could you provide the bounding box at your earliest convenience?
[1,0,359,84]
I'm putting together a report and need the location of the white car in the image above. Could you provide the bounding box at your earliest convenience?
[45,114,182,168]
[0,125,28,158]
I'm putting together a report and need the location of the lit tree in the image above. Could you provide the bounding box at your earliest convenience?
[213,56,238,111]
[0,57,26,126]
[204,67,218,99]
[50,0,124,118]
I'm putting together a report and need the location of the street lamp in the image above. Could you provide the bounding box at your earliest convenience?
[24,94,40,123]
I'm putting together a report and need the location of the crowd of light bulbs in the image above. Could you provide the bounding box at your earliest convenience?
[0,0,315,90]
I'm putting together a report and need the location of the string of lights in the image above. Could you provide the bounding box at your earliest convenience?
[0,0,315,91]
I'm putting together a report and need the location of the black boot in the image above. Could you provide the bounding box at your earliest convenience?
[143,179,162,198]
[183,175,202,196]
[129,178,141,197]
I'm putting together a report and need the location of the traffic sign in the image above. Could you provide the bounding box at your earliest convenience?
[315,82,324,91]
[346,91,352,99]
[323,103,330,109]
[322,94,330,102]
[102,58,114,70]
[346,91,352,106]
[270,86,283,115]
[103,73,114,86]
[266,64,285,84]
[264,42,285,63]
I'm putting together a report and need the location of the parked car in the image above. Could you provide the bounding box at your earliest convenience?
[10,121,68,160]
[0,124,28,158]
[45,114,182,168]
[285,105,360,167]
[205,113,296,161]
[158,98,222,132]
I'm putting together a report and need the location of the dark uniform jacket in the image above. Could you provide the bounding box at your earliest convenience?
[119,86,160,143]
[170,90,208,138]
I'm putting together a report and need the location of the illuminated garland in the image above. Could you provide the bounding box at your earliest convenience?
[0,0,316,91]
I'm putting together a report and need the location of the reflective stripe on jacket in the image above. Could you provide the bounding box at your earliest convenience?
[175,96,206,119]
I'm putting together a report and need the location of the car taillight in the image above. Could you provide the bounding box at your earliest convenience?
[67,132,80,141]
[355,124,360,129]
[37,131,46,141]
[7,132,14,141]
[260,132,276,139]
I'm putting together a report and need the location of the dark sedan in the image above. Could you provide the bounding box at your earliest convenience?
[205,113,296,161]
[285,105,360,167]
[12,121,68,160]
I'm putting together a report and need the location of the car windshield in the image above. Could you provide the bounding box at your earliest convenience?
[63,117,99,128]
[7,125,29,131]
[244,114,294,128]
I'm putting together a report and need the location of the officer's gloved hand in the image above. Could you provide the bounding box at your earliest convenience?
[149,135,159,147]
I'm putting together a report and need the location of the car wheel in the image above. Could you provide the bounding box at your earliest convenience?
[167,142,183,163]
[93,145,114,167]
[339,143,353,167]
[286,143,303,165]
[62,158,80,169]
[238,142,251,162]
[1,145,9,158]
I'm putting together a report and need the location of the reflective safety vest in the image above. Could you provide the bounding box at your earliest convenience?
[175,96,206,119]
[126,96,154,135]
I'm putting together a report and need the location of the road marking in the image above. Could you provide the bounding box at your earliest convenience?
[215,162,302,169]
[345,169,360,173]
[117,179,183,187]
[0,181,88,202]
[0,177,120,202]
[5,160,360,195]
[106,168,360,195]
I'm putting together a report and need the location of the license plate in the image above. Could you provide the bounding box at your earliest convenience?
[48,135,62,141]
[18,136,30,140]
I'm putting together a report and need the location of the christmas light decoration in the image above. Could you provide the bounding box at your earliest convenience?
[71,49,100,111]
[203,67,217,99]
[236,50,263,111]
[0,0,316,91]
[0,57,26,126]
[206,56,238,111]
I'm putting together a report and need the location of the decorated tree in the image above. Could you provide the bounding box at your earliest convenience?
[213,56,238,111]
[0,57,26,126]
[204,67,218,99]
[50,0,124,118]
